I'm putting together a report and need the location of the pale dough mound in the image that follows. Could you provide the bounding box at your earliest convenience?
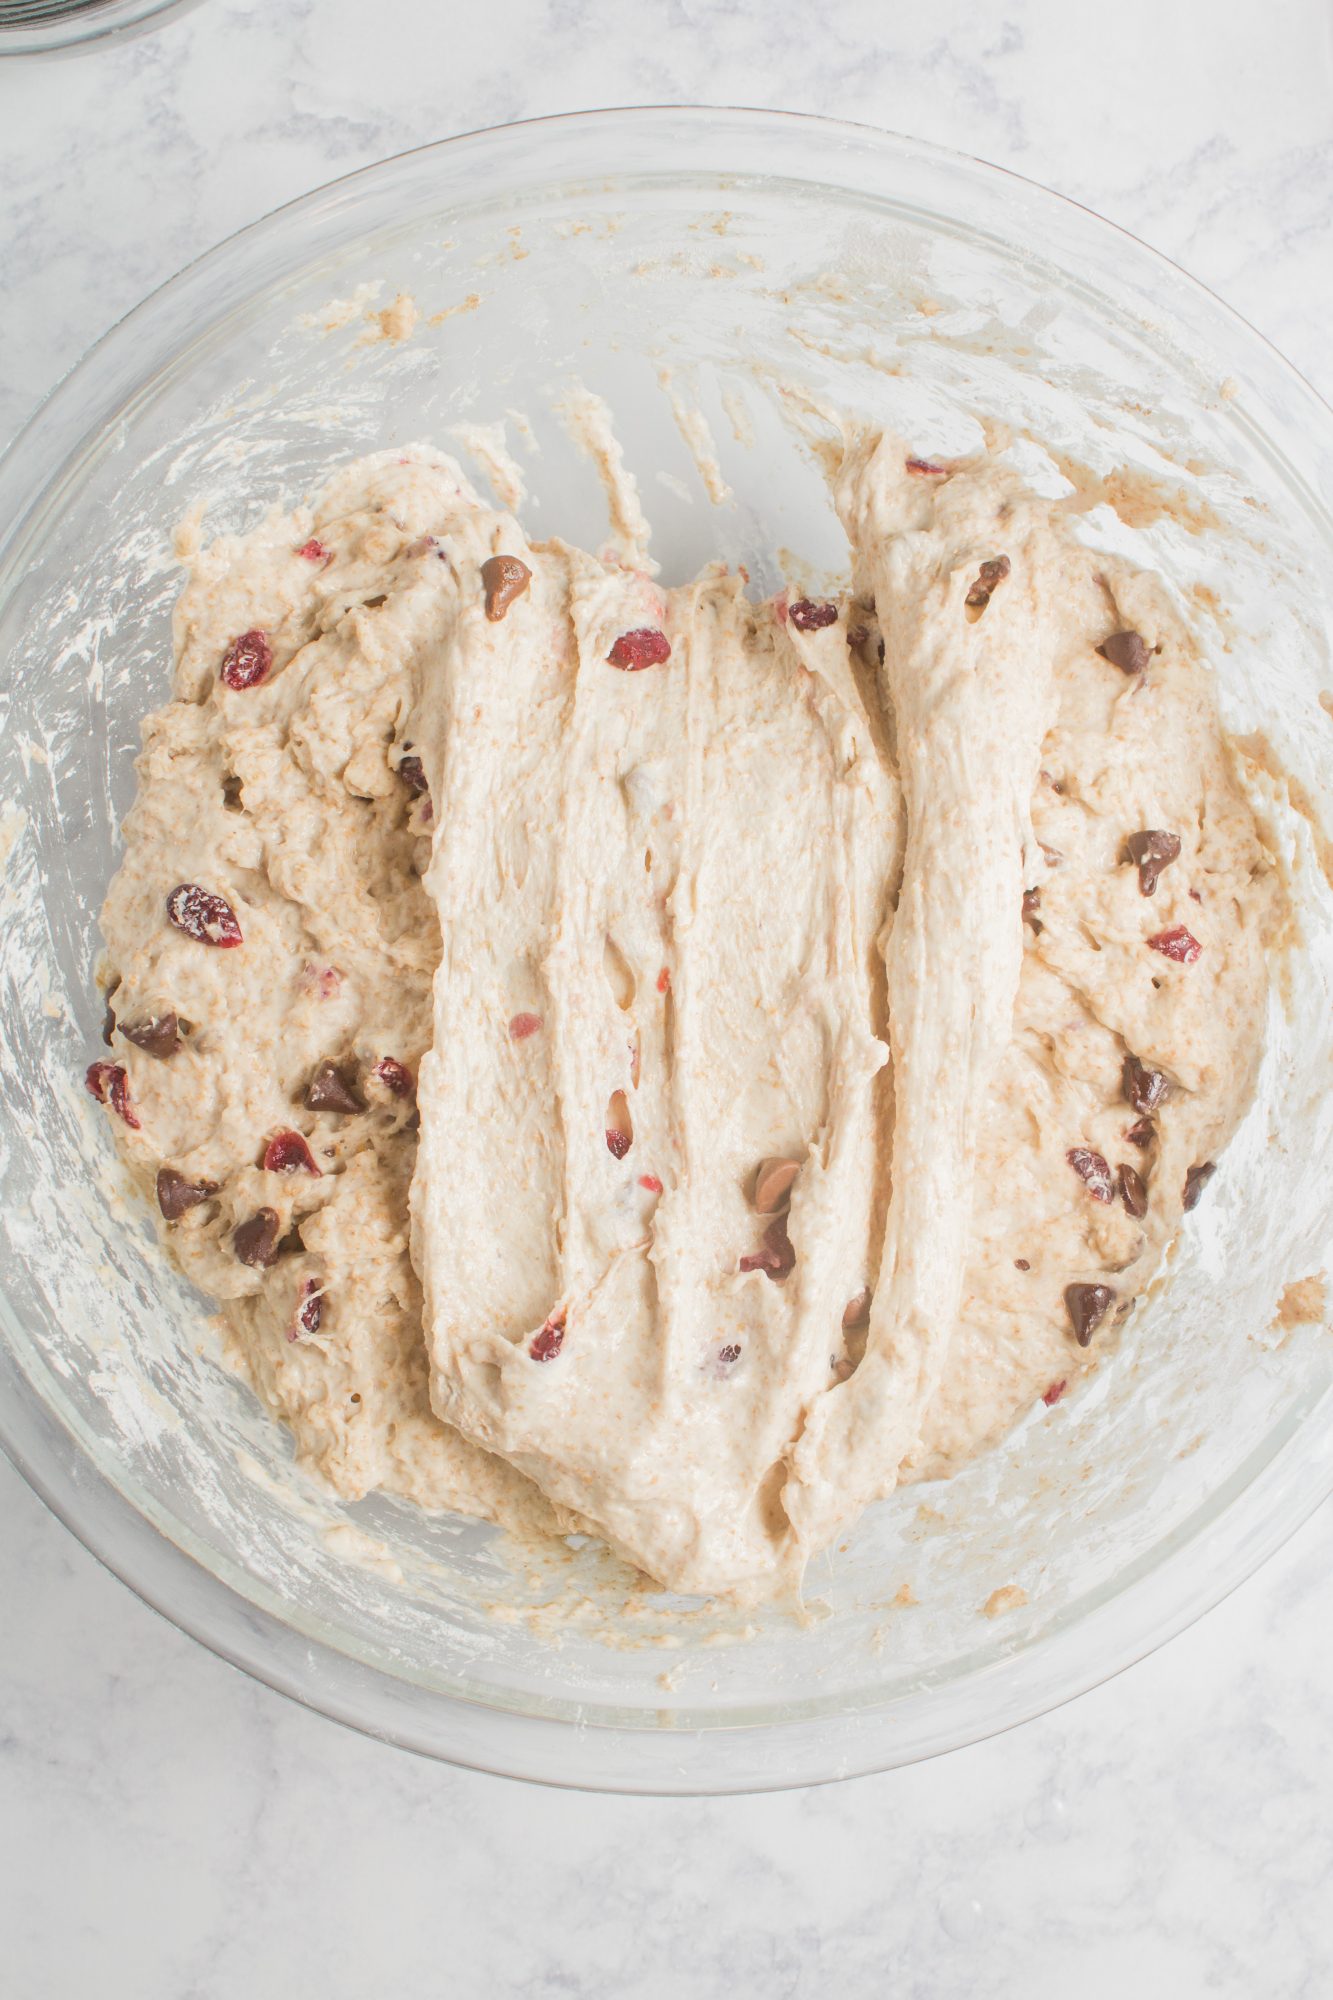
[92,434,1275,1600]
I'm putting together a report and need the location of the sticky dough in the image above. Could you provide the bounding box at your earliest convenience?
[93,432,1274,1601]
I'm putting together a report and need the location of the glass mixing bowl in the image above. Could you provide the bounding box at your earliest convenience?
[3,108,1332,1794]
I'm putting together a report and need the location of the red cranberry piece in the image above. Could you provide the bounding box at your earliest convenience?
[1042,1379,1068,1406]
[788,599,838,632]
[1123,1054,1168,1116]
[739,1214,796,1281]
[1125,1118,1156,1148]
[291,1276,324,1339]
[298,962,342,1000]
[220,629,273,691]
[373,1057,415,1099]
[607,628,671,672]
[480,554,532,621]
[304,1061,364,1114]
[906,457,949,476]
[606,1128,632,1160]
[530,1312,565,1362]
[295,539,329,563]
[262,1130,322,1176]
[85,1060,140,1129]
[1022,888,1042,933]
[1184,1162,1217,1211]
[233,1207,280,1268]
[167,884,242,948]
[156,1167,219,1220]
[1066,1147,1113,1203]
[1147,925,1201,964]
[1098,631,1150,675]
[1065,1282,1115,1346]
[397,754,429,796]
[656,967,670,994]
[639,1173,663,1194]
[508,1012,543,1041]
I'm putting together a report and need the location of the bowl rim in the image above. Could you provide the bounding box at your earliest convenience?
[3,102,1333,1795]
[0,0,203,60]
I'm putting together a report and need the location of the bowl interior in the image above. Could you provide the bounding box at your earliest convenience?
[2,111,1332,1790]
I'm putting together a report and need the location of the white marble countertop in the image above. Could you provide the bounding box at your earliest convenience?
[4,2,1333,1992]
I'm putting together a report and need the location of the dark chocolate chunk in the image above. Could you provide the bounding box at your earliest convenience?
[234,1207,281,1268]
[121,1011,181,1060]
[1117,1163,1148,1219]
[156,1167,220,1221]
[1065,1281,1116,1346]
[304,1060,365,1115]
[1125,828,1182,897]
[1098,630,1150,674]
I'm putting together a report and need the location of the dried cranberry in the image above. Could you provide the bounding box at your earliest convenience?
[905,457,948,477]
[233,1208,280,1268]
[1117,1162,1148,1219]
[788,599,838,632]
[84,1061,140,1130]
[220,629,273,691]
[1184,1162,1217,1211]
[480,554,532,621]
[1067,1147,1113,1204]
[397,754,429,796]
[295,539,330,563]
[1148,925,1201,964]
[298,962,342,1000]
[607,628,671,672]
[1022,888,1042,933]
[656,967,670,994]
[639,1173,663,1194]
[1122,1054,1168,1116]
[1098,630,1150,675]
[508,1012,543,1041]
[1042,1379,1068,1407]
[167,884,242,948]
[530,1312,565,1362]
[291,1277,324,1339]
[156,1167,219,1220]
[373,1057,415,1099]
[262,1130,322,1176]
[1124,1119,1156,1148]
[1014,1259,1030,1271]
[304,1060,365,1114]
[121,1011,181,1060]
[1126,829,1182,897]
[1065,1282,1115,1347]
[739,1214,795,1281]
[606,1128,632,1160]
